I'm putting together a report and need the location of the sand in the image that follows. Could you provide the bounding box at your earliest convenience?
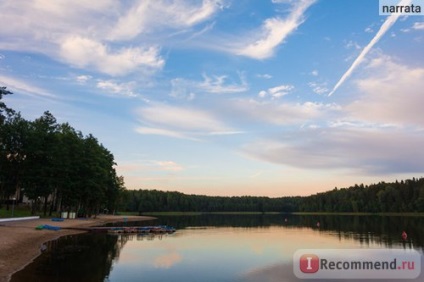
[0,215,155,282]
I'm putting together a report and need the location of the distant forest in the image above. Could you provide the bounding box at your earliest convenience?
[123,177,424,213]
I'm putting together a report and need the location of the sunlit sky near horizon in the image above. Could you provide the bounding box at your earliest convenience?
[1,0,423,197]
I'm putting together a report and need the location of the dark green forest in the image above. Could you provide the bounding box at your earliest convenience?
[124,177,424,213]
[0,87,125,216]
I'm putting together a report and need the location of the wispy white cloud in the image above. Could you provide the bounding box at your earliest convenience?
[412,22,424,30]
[242,127,424,174]
[136,127,197,140]
[75,75,92,84]
[60,36,164,76]
[258,84,294,99]
[0,75,55,98]
[365,27,374,33]
[117,160,184,173]
[0,1,117,52]
[328,0,411,96]
[347,54,424,127]
[171,73,248,98]
[96,80,138,97]
[242,54,424,174]
[0,1,222,76]
[230,99,340,126]
[108,0,225,40]
[271,0,294,3]
[345,40,361,50]
[257,74,273,79]
[198,74,248,93]
[233,0,315,59]
[135,103,240,139]
[308,82,328,95]
[155,161,184,172]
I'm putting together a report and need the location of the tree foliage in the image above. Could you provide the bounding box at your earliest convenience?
[0,87,126,215]
[123,178,424,214]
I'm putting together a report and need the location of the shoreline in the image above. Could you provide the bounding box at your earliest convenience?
[0,215,156,282]
[140,211,424,217]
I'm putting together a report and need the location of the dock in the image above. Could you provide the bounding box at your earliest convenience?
[86,225,176,234]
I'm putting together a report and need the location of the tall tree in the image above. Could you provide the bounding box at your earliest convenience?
[0,112,29,209]
[22,111,59,215]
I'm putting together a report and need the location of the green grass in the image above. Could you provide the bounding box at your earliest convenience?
[0,205,57,218]
[0,205,32,218]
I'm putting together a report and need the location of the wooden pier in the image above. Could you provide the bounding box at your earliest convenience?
[86,225,176,234]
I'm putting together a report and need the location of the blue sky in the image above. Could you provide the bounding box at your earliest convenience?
[1,0,423,196]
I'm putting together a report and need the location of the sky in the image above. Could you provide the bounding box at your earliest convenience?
[0,0,423,197]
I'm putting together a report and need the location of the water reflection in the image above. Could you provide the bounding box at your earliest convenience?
[11,215,424,282]
[137,214,424,250]
[11,233,125,282]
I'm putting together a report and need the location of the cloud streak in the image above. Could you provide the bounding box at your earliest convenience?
[328,0,412,96]
[108,0,225,40]
[96,80,138,97]
[170,73,248,99]
[0,75,55,98]
[258,84,294,99]
[243,127,424,174]
[135,103,240,140]
[223,0,315,59]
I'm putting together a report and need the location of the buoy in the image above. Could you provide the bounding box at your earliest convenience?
[284,218,288,222]
[316,222,320,228]
[402,231,407,240]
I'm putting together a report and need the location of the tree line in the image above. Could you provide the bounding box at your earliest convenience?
[123,178,424,213]
[0,87,125,216]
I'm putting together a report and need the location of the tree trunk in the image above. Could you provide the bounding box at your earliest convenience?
[43,196,48,216]
[56,193,62,213]
[49,189,57,216]
[31,200,36,215]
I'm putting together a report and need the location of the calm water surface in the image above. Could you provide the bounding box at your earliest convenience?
[11,215,424,281]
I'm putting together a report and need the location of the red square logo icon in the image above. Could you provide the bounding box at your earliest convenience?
[299,254,319,273]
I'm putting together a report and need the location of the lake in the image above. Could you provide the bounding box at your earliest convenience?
[11,214,424,281]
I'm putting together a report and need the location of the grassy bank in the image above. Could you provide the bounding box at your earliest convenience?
[0,206,33,218]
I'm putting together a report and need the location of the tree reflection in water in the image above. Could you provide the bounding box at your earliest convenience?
[11,215,424,281]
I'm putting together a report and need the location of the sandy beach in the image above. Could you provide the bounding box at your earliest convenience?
[0,215,155,282]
